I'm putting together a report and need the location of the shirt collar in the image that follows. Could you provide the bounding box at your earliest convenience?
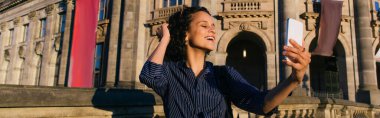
[177,60,213,75]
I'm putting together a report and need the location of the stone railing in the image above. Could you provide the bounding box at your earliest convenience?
[222,0,272,12]
[147,5,185,27]
[232,97,380,118]
[152,5,185,20]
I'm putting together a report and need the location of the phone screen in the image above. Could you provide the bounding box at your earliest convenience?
[285,18,304,60]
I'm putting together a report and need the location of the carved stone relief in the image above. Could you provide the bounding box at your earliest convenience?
[227,21,262,30]
[35,41,44,55]
[4,49,10,61]
[18,45,26,59]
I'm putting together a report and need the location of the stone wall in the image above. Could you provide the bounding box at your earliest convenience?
[0,86,164,117]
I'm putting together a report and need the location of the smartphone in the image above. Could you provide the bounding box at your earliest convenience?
[285,18,304,60]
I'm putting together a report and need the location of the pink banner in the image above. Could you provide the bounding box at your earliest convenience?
[313,0,343,56]
[70,0,99,88]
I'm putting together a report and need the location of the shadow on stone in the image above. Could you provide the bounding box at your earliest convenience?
[92,88,160,117]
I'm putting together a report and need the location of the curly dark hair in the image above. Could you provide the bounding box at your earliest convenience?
[164,6,211,62]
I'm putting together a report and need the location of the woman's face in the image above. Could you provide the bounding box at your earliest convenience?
[186,11,216,52]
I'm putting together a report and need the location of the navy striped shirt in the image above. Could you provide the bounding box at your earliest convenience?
[139,61,277,118]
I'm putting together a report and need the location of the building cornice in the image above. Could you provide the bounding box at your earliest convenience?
[0,0,28,13]
[218,11,274,19]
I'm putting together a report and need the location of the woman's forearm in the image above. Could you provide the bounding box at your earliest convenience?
[262,74,300,113]
[148,36,170,64]
[148,23,170,64]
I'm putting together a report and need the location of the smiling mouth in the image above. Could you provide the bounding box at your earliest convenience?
[205,36,215,41]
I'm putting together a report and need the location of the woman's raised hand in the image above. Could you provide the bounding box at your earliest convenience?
[157,23,170,42]
[282,39,311,83]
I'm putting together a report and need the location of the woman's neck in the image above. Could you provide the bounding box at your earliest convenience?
[186,47,206,77]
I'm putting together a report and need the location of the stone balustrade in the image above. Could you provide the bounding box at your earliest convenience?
[152,5,184,20]
[222,0,272,12]
[147,5,185,27]
[232,97,380,118]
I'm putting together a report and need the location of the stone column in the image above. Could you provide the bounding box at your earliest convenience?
[106,0,122,87]
[39,5,57,86]
[119,0,136,88]
[19,12,39,85]
[267,52,277,89]
[279,0,299,79]
[0,23,4,65]
[134,0,148,89]
[155,0,161,9]
[0,23,6,84]
[354,0,380,105]
[279,0,309,96]
[5,18,22,85]
[58,0,74,86]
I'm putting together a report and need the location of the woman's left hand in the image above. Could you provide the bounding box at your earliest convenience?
[282,39,311,83]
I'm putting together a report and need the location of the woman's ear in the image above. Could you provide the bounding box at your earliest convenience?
[185,32,190,42]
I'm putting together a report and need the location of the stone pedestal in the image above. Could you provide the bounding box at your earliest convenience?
[356,88,380,105]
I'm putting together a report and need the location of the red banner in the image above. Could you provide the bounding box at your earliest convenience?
[313,0,343,56]
[70,0,99,88]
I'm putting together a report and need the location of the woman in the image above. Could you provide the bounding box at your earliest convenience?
[140,6,310,118]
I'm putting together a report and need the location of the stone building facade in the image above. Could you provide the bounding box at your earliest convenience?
[1,0,380,117]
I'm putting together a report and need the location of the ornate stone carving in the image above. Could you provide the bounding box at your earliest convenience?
[28,11,37,20]
[300,12,318,31]
[219,11,274,19]
[22,16,29,24]
[239,23,251,31]
[53,36,61,51]
[96,20,109,41]
[301,12,352,31]
[371,20,380,38]
[0,23,7,31]
[45,4,56,15]
[261,21,268,30]
[18,45,26,59]
[35,41,44,55]
[4,49,10,61]
[97,26,106,38]
[226,21,262,30]
[13,17,21,26]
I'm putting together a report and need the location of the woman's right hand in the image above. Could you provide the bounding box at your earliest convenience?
[157,23,170,41]
[148,23,171,64]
